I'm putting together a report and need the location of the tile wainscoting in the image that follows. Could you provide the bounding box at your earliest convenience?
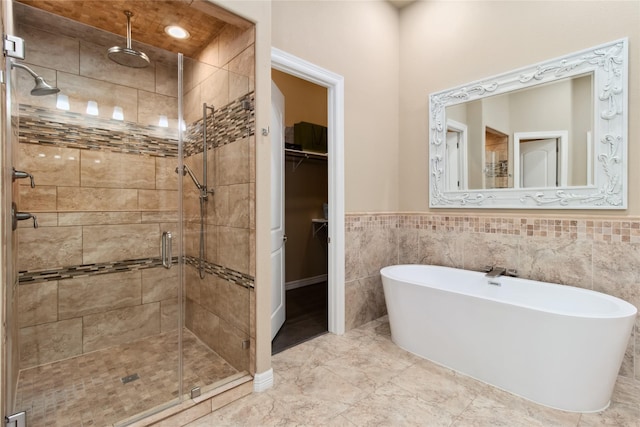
[345,212,640,382]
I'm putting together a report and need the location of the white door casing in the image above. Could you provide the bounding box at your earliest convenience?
[446,131,460,191]
[270,81,286,340]
[271,47,345,335]
[445,119,468,191]
[447,119,469,190]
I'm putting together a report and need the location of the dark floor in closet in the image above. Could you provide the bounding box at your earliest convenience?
[272,282,328,355]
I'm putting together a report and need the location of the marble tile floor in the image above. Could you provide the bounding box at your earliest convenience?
[15,328,238,427]
[187,316,640,426]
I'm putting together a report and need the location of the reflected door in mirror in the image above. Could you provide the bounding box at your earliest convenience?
[520,138,557,187]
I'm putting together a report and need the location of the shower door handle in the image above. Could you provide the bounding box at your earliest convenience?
[162,231,172,269]
[5,411,26,427]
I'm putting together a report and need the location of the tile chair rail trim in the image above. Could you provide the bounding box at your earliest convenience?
[18,255,254,289]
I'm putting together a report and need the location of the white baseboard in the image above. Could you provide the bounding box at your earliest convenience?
[253,368,274,392]
[285,274,328,291]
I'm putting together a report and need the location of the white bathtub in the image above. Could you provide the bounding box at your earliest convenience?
[380,264,637,413]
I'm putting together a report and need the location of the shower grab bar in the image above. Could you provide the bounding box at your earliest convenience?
[162,231,172,269]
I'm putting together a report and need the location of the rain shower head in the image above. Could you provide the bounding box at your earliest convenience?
[108,11,150,68]
[11,62,60,96]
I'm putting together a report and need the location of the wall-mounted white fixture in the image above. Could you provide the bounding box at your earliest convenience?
[158,115,168,127]
[112,106,124,120]
[86,100,99,116]
[164,25,190,39]
[56,94,69,110]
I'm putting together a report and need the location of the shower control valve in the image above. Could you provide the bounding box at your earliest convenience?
[11,202,38,230]
[12,168,35,188]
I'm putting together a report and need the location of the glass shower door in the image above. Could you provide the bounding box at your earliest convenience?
[180,54,254,398]
[7,0,256,423]
[10,5,184,423]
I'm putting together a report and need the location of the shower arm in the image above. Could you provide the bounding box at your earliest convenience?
[125,11,133,50]
[181,164,203,191]
[176,164,215,196]
[10,62,38,78]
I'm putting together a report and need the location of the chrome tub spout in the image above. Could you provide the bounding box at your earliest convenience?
[484,266,506,278]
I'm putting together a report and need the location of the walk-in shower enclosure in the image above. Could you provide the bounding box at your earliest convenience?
[2,1,256,424]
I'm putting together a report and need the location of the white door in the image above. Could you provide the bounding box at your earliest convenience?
[520,138,558,187]
[270,81,286,340]
[446,130,460,191]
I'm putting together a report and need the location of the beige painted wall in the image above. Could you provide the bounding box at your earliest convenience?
[272,69,328,127]
[272,0,400,212]
[399,0,640,215]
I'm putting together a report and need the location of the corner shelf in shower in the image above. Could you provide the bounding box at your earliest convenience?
[285,148,327,172]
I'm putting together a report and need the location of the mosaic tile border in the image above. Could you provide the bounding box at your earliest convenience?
[183,92,255,157]
[18,256,255,289]
[185,256,255,289]
[17,91,255,159]
[346,213,640,243]
[18,105,179,157]
[18,257,170,283]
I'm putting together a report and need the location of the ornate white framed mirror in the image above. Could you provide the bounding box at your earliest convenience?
[429,38,628,209]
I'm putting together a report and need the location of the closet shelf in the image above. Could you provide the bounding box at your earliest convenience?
[285,148,327,171]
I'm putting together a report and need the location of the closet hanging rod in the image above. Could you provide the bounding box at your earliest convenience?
[284,148,327,159]
[285,148,327,172]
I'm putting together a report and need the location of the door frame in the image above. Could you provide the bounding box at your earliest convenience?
[271,47,345,335]
[445,119,468,191]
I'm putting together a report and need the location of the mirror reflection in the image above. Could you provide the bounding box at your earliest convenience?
[444,73,593,191]
[429,38,627,209]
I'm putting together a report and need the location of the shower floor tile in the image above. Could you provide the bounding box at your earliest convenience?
[14,329,238,427]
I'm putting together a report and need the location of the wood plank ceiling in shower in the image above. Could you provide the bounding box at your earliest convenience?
[15,0,250,57]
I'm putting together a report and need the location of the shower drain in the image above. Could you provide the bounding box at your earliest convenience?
[121,373,140,384]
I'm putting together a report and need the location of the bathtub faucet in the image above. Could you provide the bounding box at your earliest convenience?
[484,266,506,278]
[484,266,518,278]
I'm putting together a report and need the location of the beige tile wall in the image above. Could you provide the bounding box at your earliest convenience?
[15,22,180,369]
[15,10,255,374]
[184,265,251,372]
[17,265,180,368]
[345,212,640,385]
[15,149,177,369]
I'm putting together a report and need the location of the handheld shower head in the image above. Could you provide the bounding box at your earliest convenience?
[11,62,60,96]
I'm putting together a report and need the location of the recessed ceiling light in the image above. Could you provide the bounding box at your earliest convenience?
[164,25,190,40]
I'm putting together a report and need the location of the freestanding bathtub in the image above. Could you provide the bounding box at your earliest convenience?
[380,264,637,413]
